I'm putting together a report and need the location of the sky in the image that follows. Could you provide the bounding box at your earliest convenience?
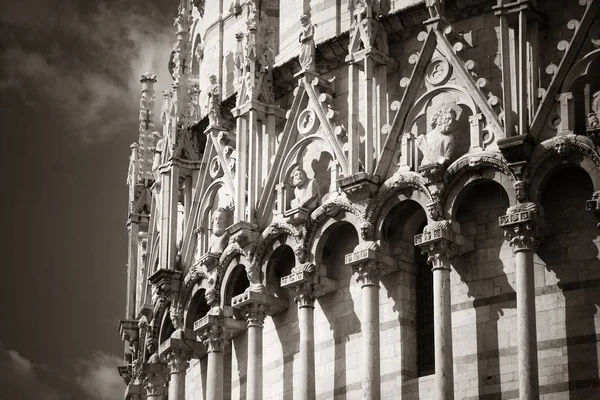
[0,0,176,398]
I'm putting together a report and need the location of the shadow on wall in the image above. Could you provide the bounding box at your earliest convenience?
[319,221,360,398]
[539,165,600,398]
[267,244,298,400]
[453,180,514,400]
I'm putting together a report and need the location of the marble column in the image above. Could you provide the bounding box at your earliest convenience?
[352,262,383,400]
[232,289,288,400]
[243,303,266,400]
[280,269,336,400]
[416,221,465,400]
[195,315,246,400]
[345,241,397,400]
[295,282,318,400]
[500,207,540,399]
[164,349,190,400]
[203,328,229,400]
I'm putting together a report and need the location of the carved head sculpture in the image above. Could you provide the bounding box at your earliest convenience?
[294,244,308,263]
[432,106,457,135]
[554,136,571,157]
[426,201,443,221]
[291,166,309,188]
[211,208,229,237]
[300,14,310,26]
[205,287,220,307]
[209,74,217,85]
[514,180,526,203]
[360,221,374,240]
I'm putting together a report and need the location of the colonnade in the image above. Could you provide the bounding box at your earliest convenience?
[130,205,541,400]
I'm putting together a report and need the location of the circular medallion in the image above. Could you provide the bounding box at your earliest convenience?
[297,108,319,136]
[209,156,223,179]
[425,58,452,86]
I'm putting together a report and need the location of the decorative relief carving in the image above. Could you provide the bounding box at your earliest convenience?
[290,166,321,210]
[207,208,231,255]
[416,106,457,170]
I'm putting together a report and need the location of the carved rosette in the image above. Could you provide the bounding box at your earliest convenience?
[499,208,539,252]
[164,349,191,374]
[415,220,461,271]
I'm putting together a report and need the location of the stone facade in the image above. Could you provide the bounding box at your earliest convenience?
[119,0,600,399]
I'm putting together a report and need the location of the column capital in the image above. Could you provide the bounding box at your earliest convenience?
[141,363,168,396]
[280,270,337,308]
[345,241,397,287]
[231,289,289,321]
[415,220,471,270]
[194,315,246,353]
[499,205,540,252]
[163,348,191,373]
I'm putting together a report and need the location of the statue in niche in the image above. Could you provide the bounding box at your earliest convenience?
[206,74,222,126]
[587,91,600,128]
[207,208,230,254]
[416,106,457,168]
[299,15,316,71]
[290,166,321,210]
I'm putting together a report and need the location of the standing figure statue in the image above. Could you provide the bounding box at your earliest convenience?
[588,91,600,128]
[416,106,457,167]
[299,15,316,71]
[290,166,321,210]
[426,0,444,19]
[206,74,222,126]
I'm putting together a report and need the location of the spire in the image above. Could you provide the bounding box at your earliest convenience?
[138,73,157,184]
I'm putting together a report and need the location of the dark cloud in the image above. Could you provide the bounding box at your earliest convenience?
[0,340,125,400]
[0,340,62,400]
[0,0,174,146]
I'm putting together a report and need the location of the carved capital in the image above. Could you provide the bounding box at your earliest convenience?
[499,208,539,252]
[280,270,337,307]
[194,315,246,353]
[351,262,384,287]
[164,348,191,374]
[346,241,396,286]
[293,282,320,308]
[415,220,470,270]
[143,372,167,396]
[242,302,267,327]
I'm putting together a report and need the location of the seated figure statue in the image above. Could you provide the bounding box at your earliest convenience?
[290,166,321,211]
[207,208,230,254]
[416,106,457,168]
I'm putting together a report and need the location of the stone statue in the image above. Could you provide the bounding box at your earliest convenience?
[290,166,321,210]
[298,15,316,71]
[151,131,165,182]
[207,208,230,254]
[206,74,221,126]
[426,0,444,19]
[588,91,600,128]
[416,106,457,167]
